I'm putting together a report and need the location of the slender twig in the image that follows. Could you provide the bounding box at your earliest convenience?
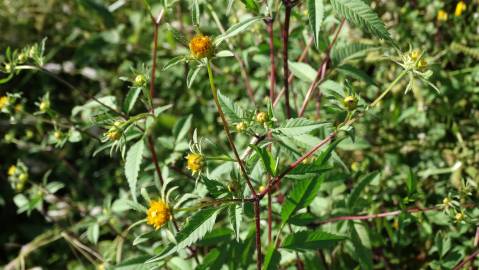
[282,3,293,118]
[206,60,257,198]
[454,249,479,270]
[254,200,262,270]
[207,5,256,104]
[147,9,166,186]
[298,19,345,117]
[319,206,438,224]
[273,37,314,107]
[266,18,277,101]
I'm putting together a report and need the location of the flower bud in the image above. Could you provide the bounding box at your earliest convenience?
[134,74,147,86]
[235,122,247,133]
[189,34,214,59]
[342,95,358,111]
[256,112,269,124]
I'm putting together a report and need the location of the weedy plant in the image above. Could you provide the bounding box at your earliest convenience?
[1,0,478,269]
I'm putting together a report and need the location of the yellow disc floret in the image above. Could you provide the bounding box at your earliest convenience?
[8,165,17,176]
[39,100,50,112]
[0,96,10,110]
[189,34,214,59]
[409,49,421,62]
[343,95,358,111]
[455,212,464,222]
[256,112,269,124]
[455,1,466,17]
[437,10,448,21]
[134,74,146,86]
[236,122,247,133]
[186,152,204,175]
[417,59,428,71]
[146,199,170,230]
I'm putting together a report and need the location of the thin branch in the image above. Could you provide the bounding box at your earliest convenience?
[281,3,293,118]
[454,249,479,270]
[298,19,345,117]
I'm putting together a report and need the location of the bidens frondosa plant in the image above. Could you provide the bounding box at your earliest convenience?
[2,1,479,270]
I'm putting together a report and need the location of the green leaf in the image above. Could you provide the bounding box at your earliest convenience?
[240,0,260,13]
[197,249,224,270]
[406,167,417,195]
[87,223,100,244]
[250,144,276,176]
[125,140,145,202]
[349,222,373,270]
[273,118,328,137]
[228,204,242,241]
[288,61,317,82]
[191,0,200,26]
[263,244,281,270]
[163,56,187,71]
[348,172,379,208]
[77,0,115,28]
[173,114,192,142]
[217,90,244,123]
[330,0,392,42]
[123,87,142,113]
[111,198,147,213]
[187,65,202,88]
[331,43,373,66]
[282,229,346,251]
[281,177,323,224]
[307,0,324,49]
[214,16,264,46]
[337,64,376,86]
[175,207,223,249]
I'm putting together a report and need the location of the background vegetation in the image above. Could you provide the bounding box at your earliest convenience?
[1,0,478,269]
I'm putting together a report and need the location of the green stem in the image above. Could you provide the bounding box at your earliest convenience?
[369,70,407,108]
[206,59,257,198]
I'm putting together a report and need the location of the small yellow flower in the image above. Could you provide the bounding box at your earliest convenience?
[18,173,28,183]
[256,112,269,124]
[417,59,428,71]
[18,52,28,63]
[134,74,146,86]
[14,104,23,112]
[437,10,448,21]
[8,165,17,176]
[146,199,170,230]
[259,185,267,193]
[39,100,50,112]
[409,49,421,62]
[235,122,247,133]
[442,197,451,206]
[54,130,63,140]
[105,129,121,141]
[342,95,358,111]
[186,152,204,175]
[455,212,464,222]
[455,1,466,17]
[189,34,214,59]
[0,96,10,110]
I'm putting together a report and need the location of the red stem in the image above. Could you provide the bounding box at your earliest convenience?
[298,19,345,117]
[282,5,292,118]
[266,19,276,101]
[454,249,479,270]
[254,200,262,270]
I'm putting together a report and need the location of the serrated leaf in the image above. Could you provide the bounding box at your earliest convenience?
[250,144,276,176]
[214,16,264,46]
[348,171,379,208]
[111,198,147,213]
[331,43,373,66]
[229,204,242,241]
[281,177,323,224]
[288,61,317,82]
[123,87,142,113]
[337,64,376,86]
[263,244,281,270]
[282,229,346,251]
[308,0,324,49]
[349,221,373,270]
[187,65,202,88]
[163,55,187,70]
[330,0,392,43]
[191,0,200,26]
[125,140,145,202]
[217,90,244,123]
[175,207,222,249]
[273,118,327,137]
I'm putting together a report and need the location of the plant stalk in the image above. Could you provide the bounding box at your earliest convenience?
[282,4,292,118]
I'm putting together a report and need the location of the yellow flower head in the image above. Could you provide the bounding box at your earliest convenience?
[455,212,464,222]
[417,59,428,71]
[105,128,121,141]
[256,112,269,124]
[8,165,17,176]
[39,100,50,112]
[189,34,214,59]
[437,10,448,22]
[342,95,358,111]
[186,152,204,175]
[134,74,146,86]
[15,104,23,112]
[235,122,247,133]
[455,1,466,17]
[0,96,10,110]
[54,130,63,140]
[146,199,170,230]
[409,49,421,62]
